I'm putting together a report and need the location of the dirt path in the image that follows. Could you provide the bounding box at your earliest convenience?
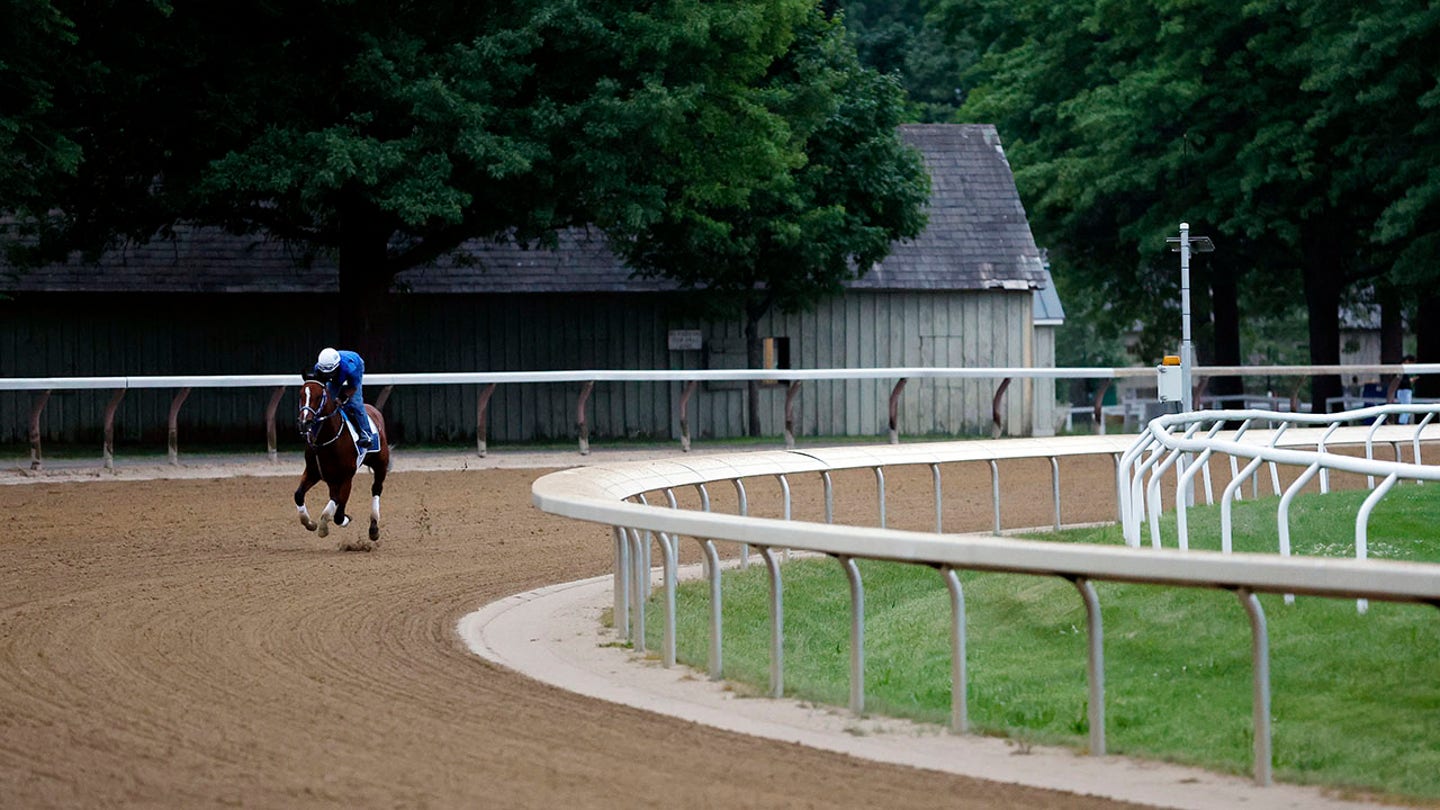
[0,455,1148,808]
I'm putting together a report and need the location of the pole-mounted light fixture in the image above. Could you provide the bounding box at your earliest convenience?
[1165,223,1215,412]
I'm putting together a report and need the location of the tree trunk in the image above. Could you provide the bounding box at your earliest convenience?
[1208,261,1243,401]
[1301,227,1344,413]
[745,314,762,438]
[1379,284,1404,392]
[336,201,397,371]
[1417,293,1440,398]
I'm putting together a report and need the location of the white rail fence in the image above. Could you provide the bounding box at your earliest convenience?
[531,421,1440,788]
[5,363,1436,470]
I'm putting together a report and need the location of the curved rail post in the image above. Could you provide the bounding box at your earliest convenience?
[1145,423,1203,548]
[991,378,1012,438]
[626,527,646,651]
[263,386,285,463]
[1049,456,1062,531]
[733,479,750,569]
[784,381,802,449]
[658,531,678,668]
[931,463,943,534]
[839,556,865,715]
[1277,462,1322,605]
[942,566,967,733]
[373,384,394,412]
[700,538,723,679]
[1355,472,1400,614]
[167,387,191,466]
[1316,421,1342,493]
[1221,457,1267,552]
[636,494,654,599]
[1092,379,1112,434]
[777,474,793,561]
[820,471,834,524]
[1174,422,1227,549]
[1364,414,1389,488]
[988,459,1001,535]
[102,388,126,470]
[678,380,699,452]
[873,467,887,529]
[27,389,51,471]
[1071,577,1106,756]
[612,526,631,638]
[1236,588,1272,786]
[1413,413,1435,478]
[759,546,784,699]
[888,378,908,444]
[695,484,712,577]
[576,380,595,456]
[476,383,497,457]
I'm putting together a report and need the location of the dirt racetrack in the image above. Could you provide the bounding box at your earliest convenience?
[1,452,1149,809]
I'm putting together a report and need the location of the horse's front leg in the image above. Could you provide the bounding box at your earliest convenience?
[367,451,388,542]
[294,456,321,531]
[317,478,354,539]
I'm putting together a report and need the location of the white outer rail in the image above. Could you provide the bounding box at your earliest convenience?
[532,438,1440,787]
[1121,405,1440,556]
[8,363,1438,468]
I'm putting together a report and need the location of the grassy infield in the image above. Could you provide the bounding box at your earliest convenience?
[646,484,1440,802]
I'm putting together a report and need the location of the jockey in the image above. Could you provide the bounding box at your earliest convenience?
[313,347,378,450]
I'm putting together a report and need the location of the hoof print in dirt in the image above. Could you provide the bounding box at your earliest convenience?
[337,539,376,553]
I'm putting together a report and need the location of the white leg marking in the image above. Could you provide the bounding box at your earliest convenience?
[318,500,337,538]
[371,495,381,523]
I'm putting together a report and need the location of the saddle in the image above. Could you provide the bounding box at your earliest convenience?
[340,411,377,468]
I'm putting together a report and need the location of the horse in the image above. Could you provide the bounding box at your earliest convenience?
[293,375,390,547]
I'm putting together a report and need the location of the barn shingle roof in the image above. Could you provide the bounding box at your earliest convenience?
[4,124,1046,295]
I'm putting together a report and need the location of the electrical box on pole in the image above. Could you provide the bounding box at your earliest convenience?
[1157,355,1184,402]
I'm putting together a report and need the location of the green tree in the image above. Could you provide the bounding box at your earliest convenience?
[2,0,815,363]
[612,7,930,434]
[829,0,971,122]
[945,0,1437,411]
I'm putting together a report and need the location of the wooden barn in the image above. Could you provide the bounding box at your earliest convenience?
[1,124,1061,449]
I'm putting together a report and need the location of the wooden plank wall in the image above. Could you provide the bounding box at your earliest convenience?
[1,289,1049,446]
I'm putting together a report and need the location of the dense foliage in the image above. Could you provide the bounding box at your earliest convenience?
[937,0,1440,406]
[1,0,927,368]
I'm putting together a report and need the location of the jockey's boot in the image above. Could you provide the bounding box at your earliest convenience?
[357,433,375,450]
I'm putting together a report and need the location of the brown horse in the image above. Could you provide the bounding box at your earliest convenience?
[293,376,390,546]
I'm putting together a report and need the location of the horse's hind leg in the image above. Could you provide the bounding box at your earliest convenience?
[294,457,321,531]
[367,451,388,542]
[318,479,354,538]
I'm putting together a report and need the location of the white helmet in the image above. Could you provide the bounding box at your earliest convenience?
[316,347,341,373]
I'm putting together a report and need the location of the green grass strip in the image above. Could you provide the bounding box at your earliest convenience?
[647,485,1440,801]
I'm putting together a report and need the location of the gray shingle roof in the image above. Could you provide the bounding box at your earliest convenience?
[4,124,1047,295]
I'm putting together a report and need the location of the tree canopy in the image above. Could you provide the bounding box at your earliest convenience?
[3,0,867,360]
[939,0,1440,407]
[610,6,930,433]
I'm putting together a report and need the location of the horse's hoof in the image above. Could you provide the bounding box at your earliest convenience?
[300,517,317,532]
[368,522,379,542]
[317,519,330,539]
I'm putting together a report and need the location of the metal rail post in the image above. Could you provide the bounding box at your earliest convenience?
[840,556,865,715]
[476,383,497,457]
[576,381,595,456]
[28,389,51,471]
[167,387,191,466]
[1071,577,1106,756]
[264,386,285,463]
[888,378,908,444]
[102,388,126,470]
[1236,589,1272,786]
[943,567,967,733]
[759,547,784,699]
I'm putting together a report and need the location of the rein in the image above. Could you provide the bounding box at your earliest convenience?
[300,384,348,449]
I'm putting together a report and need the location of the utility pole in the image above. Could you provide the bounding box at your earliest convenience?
[1167,223,1215,412]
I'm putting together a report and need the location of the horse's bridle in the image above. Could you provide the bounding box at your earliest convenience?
[298,383,345,449]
